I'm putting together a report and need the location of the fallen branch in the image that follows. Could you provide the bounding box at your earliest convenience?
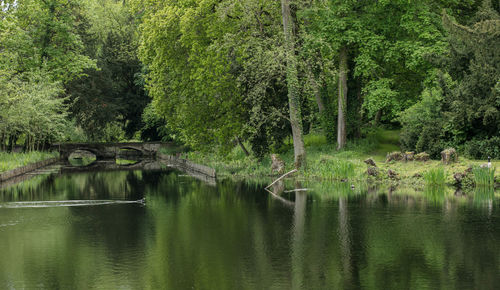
[284,188,308,193]
[265,169,298,189]
[264,188,295,207]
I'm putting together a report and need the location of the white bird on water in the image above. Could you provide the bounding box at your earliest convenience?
[488,156,491,168]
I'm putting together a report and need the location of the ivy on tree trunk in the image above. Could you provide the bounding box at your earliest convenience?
[337,46,348,150]
[281,0,306,169]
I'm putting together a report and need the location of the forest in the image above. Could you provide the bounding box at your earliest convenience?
[1,0,499,166]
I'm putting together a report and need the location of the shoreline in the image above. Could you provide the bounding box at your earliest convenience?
[0,157,60,183]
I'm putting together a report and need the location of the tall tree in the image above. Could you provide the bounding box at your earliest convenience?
[0,0,95,148]
[281,0,306,167]
[67,0,148,141]
[337,46,348,149]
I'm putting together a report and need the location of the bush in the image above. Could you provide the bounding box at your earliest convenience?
[464,137,500,159]
[400,87,445,159]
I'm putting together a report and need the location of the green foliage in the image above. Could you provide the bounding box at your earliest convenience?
[464,137,500,159]
[0,69,69,149]
[401,3,500,159]
[140,103,170,142]
[441,3,500,146]
[135,0,247,151]
[67,0,149,141]
[0,0,96,84]
[0,0,97,147]
[303,0,449,125]
[400,83,446,159]
[473,166,496,187]
[423,167,446,186]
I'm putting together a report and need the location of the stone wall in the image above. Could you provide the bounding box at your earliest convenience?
[0,158,59,183]
[158,154,216,178]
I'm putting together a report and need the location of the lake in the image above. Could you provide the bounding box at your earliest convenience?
[0,162,499,289]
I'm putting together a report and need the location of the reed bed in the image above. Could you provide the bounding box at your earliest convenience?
[473,166,496,187]
[423,167,446,186]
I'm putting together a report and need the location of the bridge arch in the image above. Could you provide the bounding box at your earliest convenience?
[53,142,166,160]
[117,147,146,159]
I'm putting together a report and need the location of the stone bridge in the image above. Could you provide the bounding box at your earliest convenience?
[52,142,168,160]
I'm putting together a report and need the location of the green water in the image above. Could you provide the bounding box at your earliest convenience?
[0,166,499,289]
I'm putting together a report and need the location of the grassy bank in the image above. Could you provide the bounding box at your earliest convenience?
[167,129,499,189]
[0,151,59,173]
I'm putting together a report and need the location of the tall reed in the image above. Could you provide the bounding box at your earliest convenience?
[423,167,446,186]
[473,166,495,187]
[313,159,356,181]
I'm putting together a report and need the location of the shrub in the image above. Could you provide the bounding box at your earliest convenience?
[464,137,500,159]
[400,87,445,159]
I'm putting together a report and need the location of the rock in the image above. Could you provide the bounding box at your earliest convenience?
[364,158,377,167]
[388,169,398,179]
[271,154,285,175]
[366,167,379,177]
[454,167,474,187]
[415,152,430,162]
[403,151,415,162]
[386,152,403,163]
[441,148,458,164]
[453,172,464,184]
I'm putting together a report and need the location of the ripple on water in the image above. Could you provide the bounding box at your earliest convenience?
[0,200,145,208]
[0,221,18,228]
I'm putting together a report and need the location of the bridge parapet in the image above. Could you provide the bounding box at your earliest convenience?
[52,142,169,160]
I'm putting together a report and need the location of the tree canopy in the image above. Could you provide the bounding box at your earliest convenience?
[0,0,498,159]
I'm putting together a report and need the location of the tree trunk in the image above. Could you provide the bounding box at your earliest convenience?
[0,133,5,151]
[235,137,250,157]
[306,64,325,114]
[281,0,306,168]
[355,77,362,138]
[337,46,348,150]
[8,134,16,153]
[374,109,382,126]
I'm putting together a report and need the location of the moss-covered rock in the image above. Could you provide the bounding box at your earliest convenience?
[441,148,458,164]
[415,152,430,161]
[386,151,403,163]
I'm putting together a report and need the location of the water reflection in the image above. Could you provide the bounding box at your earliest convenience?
[0,166,499,289]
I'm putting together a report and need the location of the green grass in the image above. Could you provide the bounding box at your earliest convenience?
[423,167,446,186]
[0,151,59,173]
[304,156,357,181]
[473,166,496,187]
[367,128,401,161]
